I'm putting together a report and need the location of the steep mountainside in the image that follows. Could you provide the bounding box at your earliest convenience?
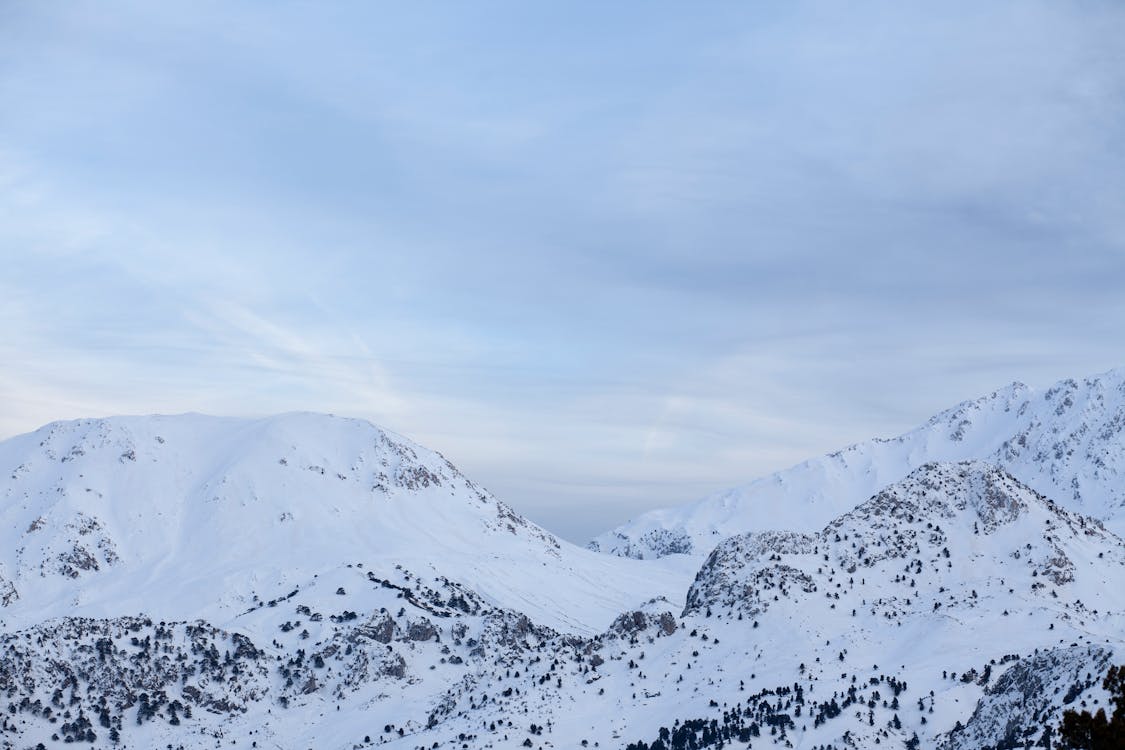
[591,369,1125,558]
[4,461,1121,750]
[562,462,1124,750]
[0,413,694,635]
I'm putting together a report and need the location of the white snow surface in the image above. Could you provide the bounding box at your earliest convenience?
[591,368,1125,559]
[4,458,1121,750]
[0,413,694,635]
[1,378,1124,750]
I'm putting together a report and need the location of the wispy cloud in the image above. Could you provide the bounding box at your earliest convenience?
[2,0,1124,541]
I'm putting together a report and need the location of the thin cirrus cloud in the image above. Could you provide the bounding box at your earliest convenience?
[1,1,1124,541]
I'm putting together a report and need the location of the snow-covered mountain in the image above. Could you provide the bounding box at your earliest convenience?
[590,369,1125,559]
[3,460,1121,749]
[2,394,1124,750]
[0,413,694,635]
[603,461,1125,750]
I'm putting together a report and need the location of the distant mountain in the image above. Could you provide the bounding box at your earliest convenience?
[590,369,1125,558]
[4,459,1121,749]
[685,460,1124,622]
[610,461,1125,750]
[0,413,694,635]
[3,390,1124,750]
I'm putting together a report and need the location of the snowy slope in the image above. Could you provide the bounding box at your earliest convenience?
[6,461,1120,750]
[406,461,1123,750]
[591,369,1125,558]
[3,396,1125,750]
[0,413,694,635]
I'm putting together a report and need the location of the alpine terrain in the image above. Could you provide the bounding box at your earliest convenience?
[591,369,1125,559]
[2,370,1123,750]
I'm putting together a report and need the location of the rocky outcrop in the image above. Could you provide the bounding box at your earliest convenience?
[942,645,1115,750]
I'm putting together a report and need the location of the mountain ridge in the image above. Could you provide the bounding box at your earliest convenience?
[2,380,1124,749]
[0,412,695,635]
[591,368,1125,559]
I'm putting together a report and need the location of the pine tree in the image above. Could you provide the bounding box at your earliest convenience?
[1058,664,1125,749]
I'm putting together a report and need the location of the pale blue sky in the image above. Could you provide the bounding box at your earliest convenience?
[2,1,1124,541]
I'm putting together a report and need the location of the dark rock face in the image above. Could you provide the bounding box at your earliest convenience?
[353,613,397,644]
[942,645,1113,750]
[656,612,678,636]
[611,610,649,637]
[408,618,439,642]
[381,654,407,679]
[605,604,679,640]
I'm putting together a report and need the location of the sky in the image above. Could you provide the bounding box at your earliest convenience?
[2,1,1125,543]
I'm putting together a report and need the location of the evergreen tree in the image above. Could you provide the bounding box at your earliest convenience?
[1058,665,1125,749]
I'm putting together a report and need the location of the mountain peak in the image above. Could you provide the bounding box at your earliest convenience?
[0,413,694,634]
[591,368,1125,558]
[3,408,1123,750]
[685,460,1124,621]
[853,460,1033,531]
